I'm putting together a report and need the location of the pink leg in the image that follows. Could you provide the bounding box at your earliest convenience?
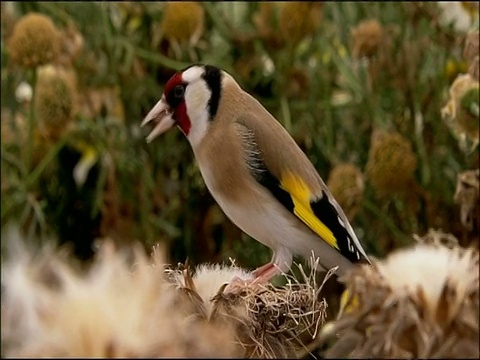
[252,262,281,284]
[224,263,281,294]
[252,262,274,278]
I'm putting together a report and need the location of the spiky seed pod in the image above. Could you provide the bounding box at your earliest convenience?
[365,131,418,197]
[167,257,332,359]
[35,65,77,141]
[454,169,479,233]
[441,73,480,145]
[351,19,383,59]
[7,13,60,68]
[322,237,479,359]
[1,232,240,358]
[327,164,365,221]
[278,2,323,45]
[160,2,204,45]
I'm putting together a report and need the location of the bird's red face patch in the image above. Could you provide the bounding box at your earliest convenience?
[163,72,191,135]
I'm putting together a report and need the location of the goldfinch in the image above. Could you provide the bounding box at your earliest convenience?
[142,64,370,283]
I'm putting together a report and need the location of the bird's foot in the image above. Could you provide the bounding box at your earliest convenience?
[223,263,280,295]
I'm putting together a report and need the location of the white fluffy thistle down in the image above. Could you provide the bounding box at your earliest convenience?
[322,236,480,359]
[376,244,479,323]
[166,262,254,317]
[1,229,239,358]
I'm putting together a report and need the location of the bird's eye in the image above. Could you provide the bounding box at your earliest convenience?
[173,84,185,99]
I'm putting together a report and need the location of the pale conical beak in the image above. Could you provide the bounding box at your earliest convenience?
[141,96,175,143]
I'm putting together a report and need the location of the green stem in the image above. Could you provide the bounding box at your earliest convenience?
[134,46,191,71]
[203,2,232,40]
[26,67,38,172]
[25,132,71,190]
[362,198,409,245]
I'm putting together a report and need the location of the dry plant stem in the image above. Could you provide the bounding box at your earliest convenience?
[414,107,431,186]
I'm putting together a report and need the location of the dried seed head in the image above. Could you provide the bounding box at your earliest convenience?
[351,19,383,59]
[1,231,239,358]
[160,2,204,44]
[167,257,332,358]
[454,169,479,232]
[327,163,365,220]
[464,31,479,63]
[324,236,479,358]
[441,73,479,146]
[35,65,78,141]
[278,2,323,45]
[366,131,418,197]
[7,12,60,68]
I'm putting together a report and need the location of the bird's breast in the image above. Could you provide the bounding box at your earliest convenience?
[195,158,302,251]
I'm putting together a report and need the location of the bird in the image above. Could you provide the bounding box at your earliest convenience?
[141,64,370,285]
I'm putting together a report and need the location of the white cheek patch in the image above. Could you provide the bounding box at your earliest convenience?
[184,80,211,148]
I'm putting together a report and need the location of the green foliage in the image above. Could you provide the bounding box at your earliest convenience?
[1,2,478,266]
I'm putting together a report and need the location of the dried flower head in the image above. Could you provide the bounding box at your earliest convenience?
[1,230,239,358]
[7,12,60,68]
[252,2,285,51]
[454,169,479,232]
[35,65,78,141]
[438,2,475,33]
[464,30,479,62]
[464,30,479,80]
[278,2,323,44]
[321,236,479,358]
[327,164,365,221]
[286,66,310,98]
[161,2,204,45]
[366,131,418,197]
[441,73,479,148]
[167,256,332,359]
[351,19,383,58]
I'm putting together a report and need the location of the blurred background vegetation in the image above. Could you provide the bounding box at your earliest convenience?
[1,2,478,270]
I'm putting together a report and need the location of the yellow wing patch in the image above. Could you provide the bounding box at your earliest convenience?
[280,172,339,250]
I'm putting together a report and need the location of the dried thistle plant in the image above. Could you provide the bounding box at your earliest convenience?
[365,130,418,198]
[441,73,479,151]
[1,227,239,358]
[7,12,60,68]
[464,30,479,81]
[319,232,479,359]
[160,2,204,46]
[327,164,365,221]
[35,65,78,141]
[350,19,383,59]
[454,169,479,234]
[166,255,333,359]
